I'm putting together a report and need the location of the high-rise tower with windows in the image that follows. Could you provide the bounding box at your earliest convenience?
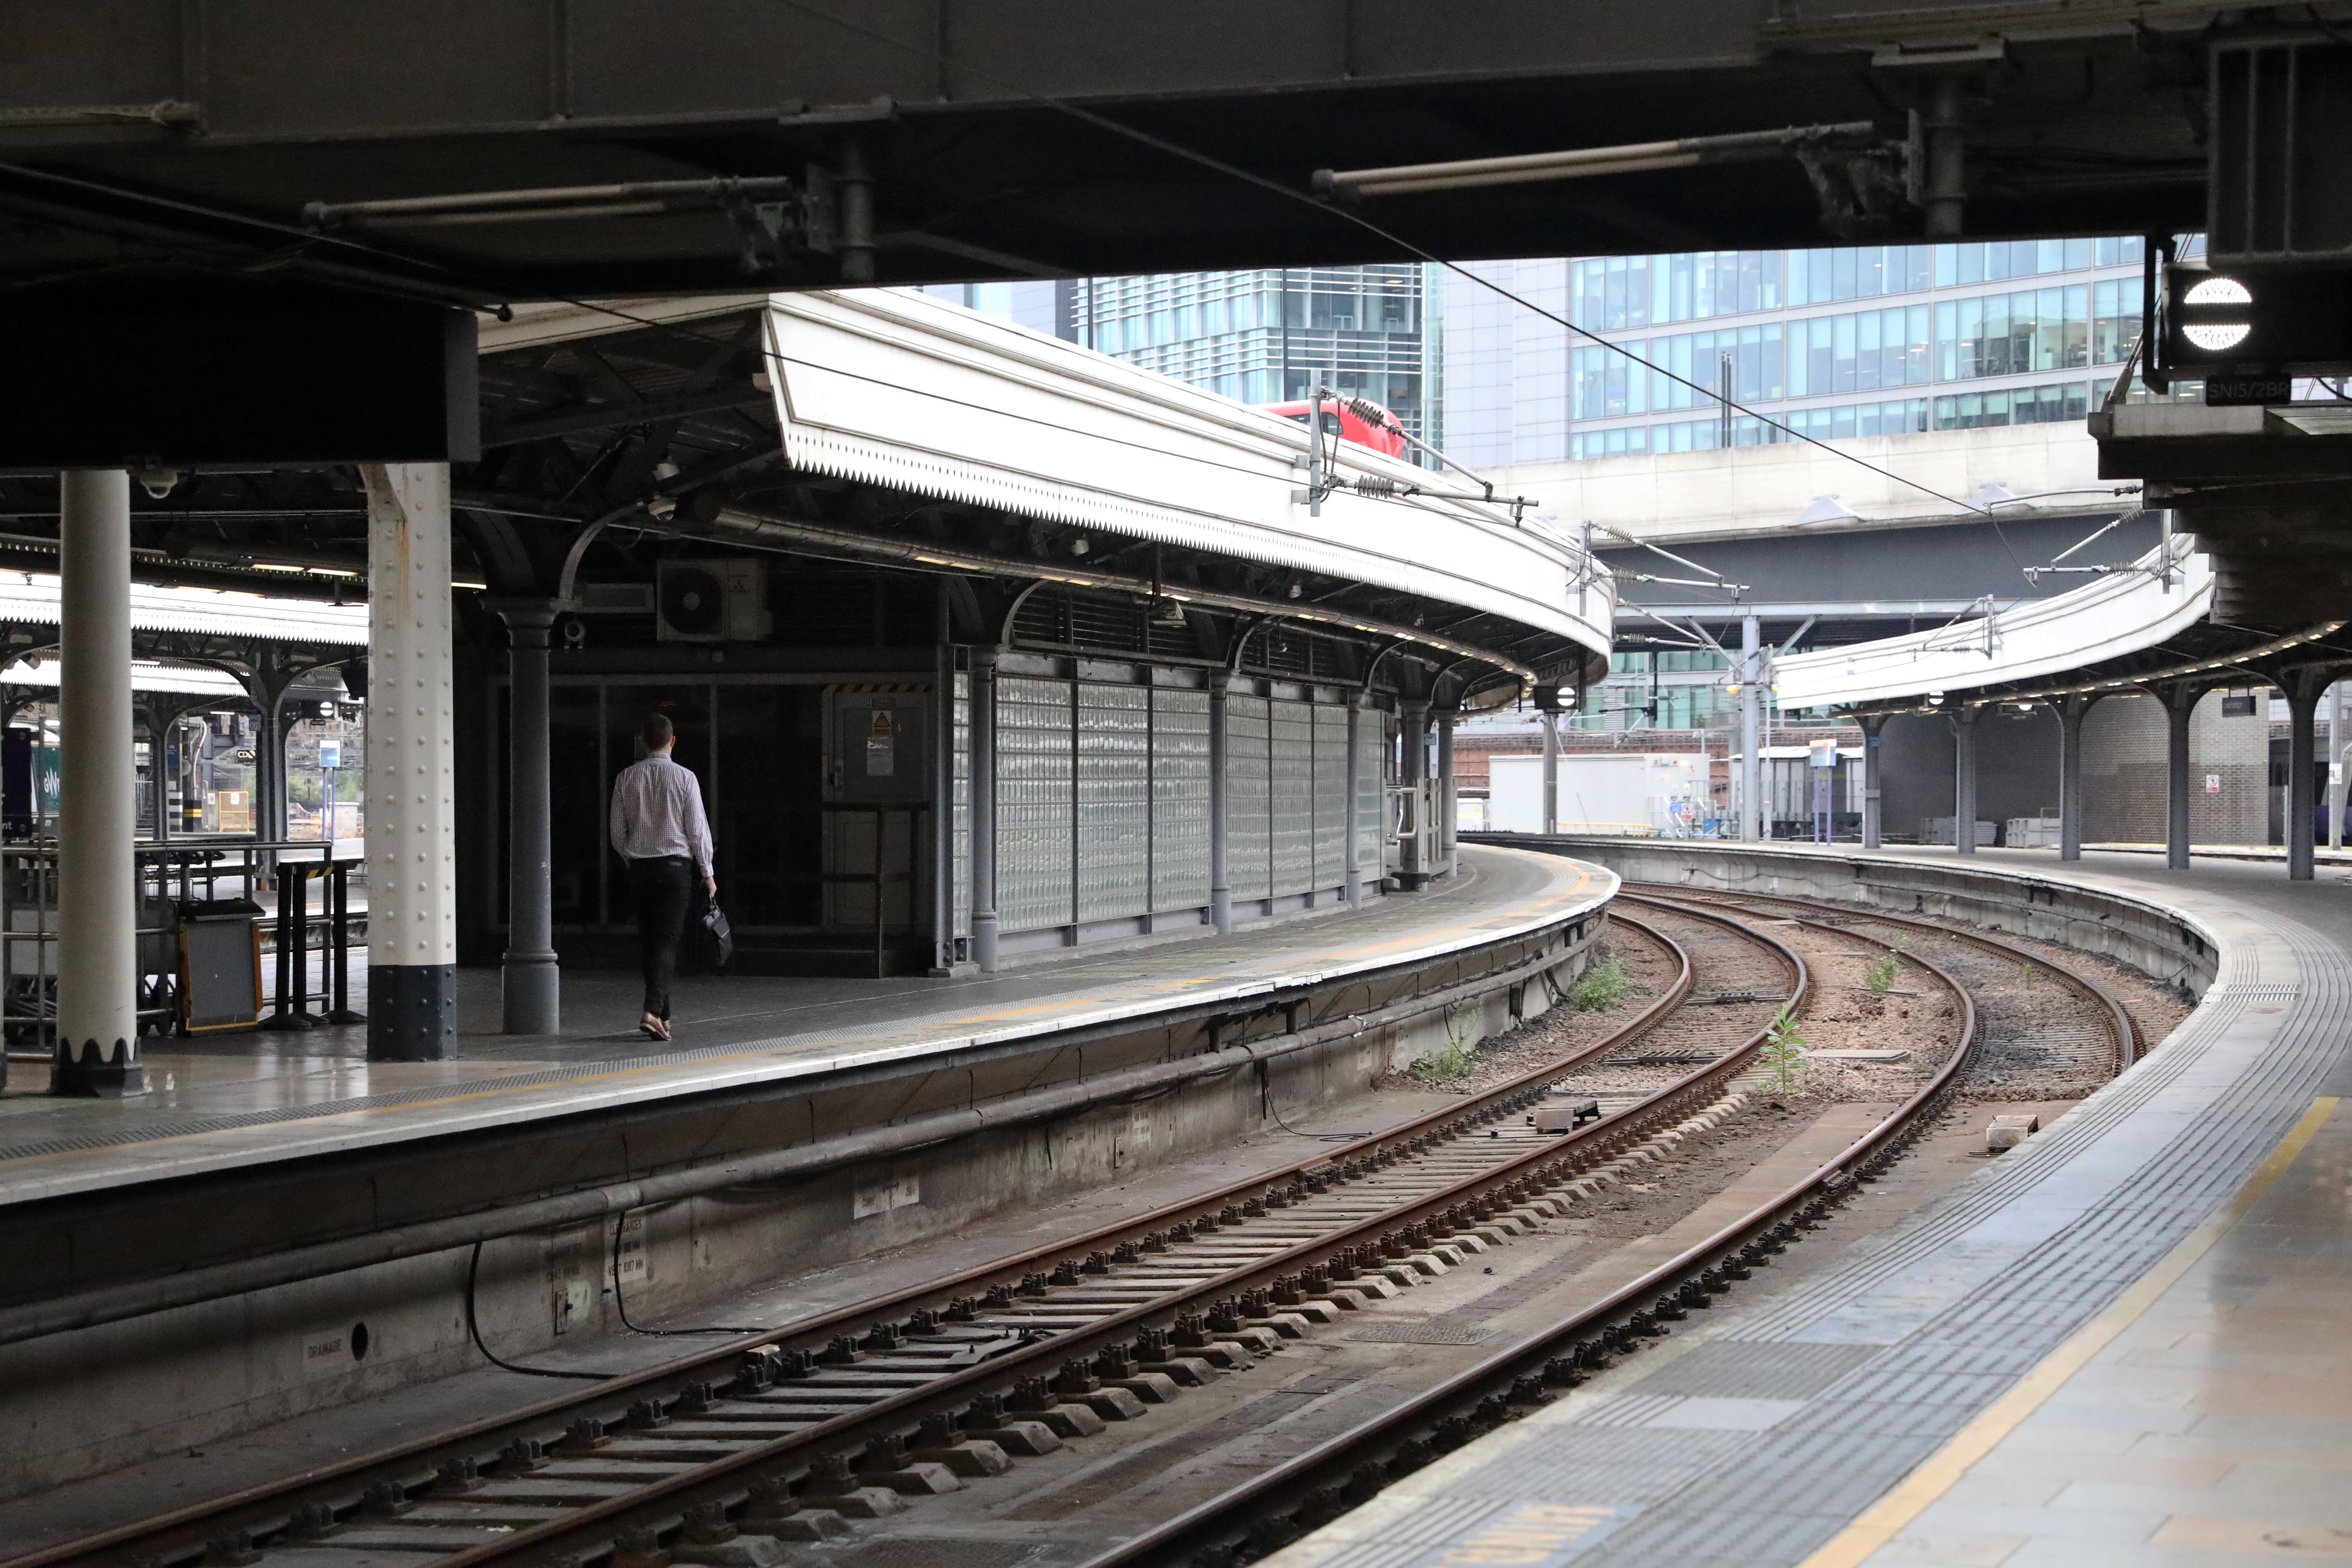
[924,264,1441,447]
[1444,237,2171,465]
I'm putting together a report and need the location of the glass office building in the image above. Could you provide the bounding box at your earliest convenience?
[1444,236,2187,466]
[926,264,1442,447]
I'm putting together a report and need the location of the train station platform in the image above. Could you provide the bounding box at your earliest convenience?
[1273,843,2352,1568]
[0,846,1610,1211]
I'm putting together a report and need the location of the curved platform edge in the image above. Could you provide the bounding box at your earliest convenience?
[0,848,1615,1210]
[1270,839,2348,1568]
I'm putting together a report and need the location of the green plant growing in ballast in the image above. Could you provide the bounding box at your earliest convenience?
[1569,958,1628,1012]
[1411,1000,1482,1083]
[1865,942,1905,995]
[1756,1001,1807,1092]
[2021,959,2035,990]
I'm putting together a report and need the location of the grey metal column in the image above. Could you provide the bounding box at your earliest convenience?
[969,646,999,970]
[362,463,459,1061]
[487,600,559,1033]
[1739,616,1761,840]
[1435,707,1458,876]
[1342,690,1364,908]
[255,694,288,842]
[1858,713,1886,850]
[51,469,141,1096]
[1539,708,1559,835]
[2162,684,2194,872]
[2058,693,2092,862]
[2286,671,2324,883]
[1952,705,1977,856]
[1208,669,1232,936]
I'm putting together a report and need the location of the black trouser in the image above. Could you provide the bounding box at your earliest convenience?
[629,855,696,1020]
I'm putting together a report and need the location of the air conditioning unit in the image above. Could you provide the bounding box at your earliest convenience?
[656,559,771,643]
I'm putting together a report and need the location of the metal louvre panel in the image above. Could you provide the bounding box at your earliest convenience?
[996,676,1074,935]
[1076,683,1151,924]
[1151,687,1211,913]
[1269,699,1315,898]
[952,672,970,940]
[1313,703,1348,889]
[1226,693,1272,902]
[1357,716,1385,886]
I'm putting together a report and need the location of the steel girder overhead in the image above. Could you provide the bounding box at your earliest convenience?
[0,1,2278,304]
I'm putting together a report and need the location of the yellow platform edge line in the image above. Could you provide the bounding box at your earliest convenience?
[1793,1093,2340,1568]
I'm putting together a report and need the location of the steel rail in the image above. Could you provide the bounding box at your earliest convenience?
[10,908,1719,1568]
[40,905,1801,1568]
[387,905,1803,1568]
[1078,899,1986,1568]
[0,893,1594,1350]
[1633,882,2142,1073]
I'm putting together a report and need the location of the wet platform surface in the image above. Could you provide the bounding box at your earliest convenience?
[1271,846,2352,1568]
[0,846,1608,1208]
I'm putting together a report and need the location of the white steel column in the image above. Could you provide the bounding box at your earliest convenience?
[1435,707,1458,876]
[1953,705,1978,856]
[362,463,458,1060]
[969,646,1000,970]
[1342,690,1365,908]
[1208,669,1232,936]
[2331,680,2346,853]
[52,469,141,1096]
[1858,713,1886,851]
[1539,708,1559,834]
[1739,616,1761,840]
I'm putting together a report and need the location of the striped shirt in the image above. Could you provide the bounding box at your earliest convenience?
[608,753,714,874]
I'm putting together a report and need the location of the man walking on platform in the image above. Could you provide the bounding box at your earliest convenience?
[609,711,714,1041]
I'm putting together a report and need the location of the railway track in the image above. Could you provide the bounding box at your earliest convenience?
[5,905,1781,1568]
[12,893,2131,1568]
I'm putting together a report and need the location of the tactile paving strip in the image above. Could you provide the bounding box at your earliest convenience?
[1311,885,2347,1568]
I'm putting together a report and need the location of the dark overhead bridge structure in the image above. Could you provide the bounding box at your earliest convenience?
[0,0,2239,310]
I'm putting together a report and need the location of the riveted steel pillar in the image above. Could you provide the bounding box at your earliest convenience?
[1209,669,1232,936]
[487,599,559,1033]
[51,469,141,1096]
[969,646,1000,971]
[362,463,458,1061]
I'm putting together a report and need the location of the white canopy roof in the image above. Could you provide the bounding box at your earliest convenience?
[0,658,246,697]
[0,573,367,647]
[761,289,1610,661]
[1773,536,2212,708]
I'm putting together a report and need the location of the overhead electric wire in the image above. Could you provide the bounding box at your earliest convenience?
[757,0,2037,564]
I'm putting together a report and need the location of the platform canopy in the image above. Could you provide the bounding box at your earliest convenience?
[0,573,368,646]
[486,287,1613,699]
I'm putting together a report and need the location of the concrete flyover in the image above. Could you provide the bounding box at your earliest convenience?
[1288,831,2350,1568]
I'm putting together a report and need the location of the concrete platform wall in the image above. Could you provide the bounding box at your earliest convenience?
[0,906,1602,1498]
